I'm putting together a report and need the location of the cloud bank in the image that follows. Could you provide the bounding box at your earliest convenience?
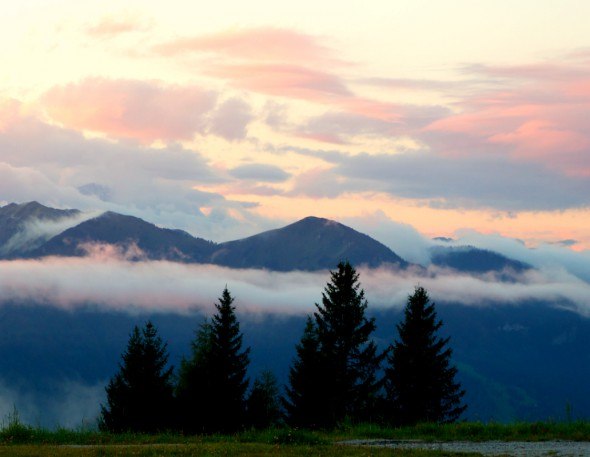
[0,247,588,317]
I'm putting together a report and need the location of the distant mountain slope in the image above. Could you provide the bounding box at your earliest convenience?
[430,246,531,274]
[211,216,408,271]
[0,202,80,256]
[0,202,535,275]
[33,211,216,262]
[1,204,409,270]
[0,201,78,221]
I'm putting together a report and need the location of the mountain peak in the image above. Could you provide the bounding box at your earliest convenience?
[19,201,44,209]
[0,201,41,214]
[296,215,330,223]
[0,201,79,220]
[0,202,82,256]
[33,209,215,262]
[8,201,48,210]
[291,216,343,229]
[213,215,408,271]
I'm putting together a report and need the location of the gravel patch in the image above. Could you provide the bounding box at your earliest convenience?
[339,439,590,456]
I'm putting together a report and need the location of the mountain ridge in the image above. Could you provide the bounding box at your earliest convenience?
[0,202,82,256]
[0,201,529,274]
[32,210,217,263]
[212,215,408,271]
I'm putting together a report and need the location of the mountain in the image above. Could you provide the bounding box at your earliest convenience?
[33,211,216,263]
[0,202,80,257]
[0,203,409,271]
[431,246,531,274]
[0,202,534,275]
[211,216,408,271]
[0,201,78,222]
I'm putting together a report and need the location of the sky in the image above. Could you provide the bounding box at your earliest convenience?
[2,1,590,249]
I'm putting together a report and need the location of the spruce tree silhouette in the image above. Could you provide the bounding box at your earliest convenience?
[384,286,466,424]
[283,316,327,427]
[176,320,214,432]
[177,287,250,433]
[285,261,383,427]
[246,370,282,429]
[100,321,174,432]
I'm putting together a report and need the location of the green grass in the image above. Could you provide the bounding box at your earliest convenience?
[0,443,480,457]
[2,421,590,446]
[2,418,590,457]
[0,421,331,446]
[332,421,590,442]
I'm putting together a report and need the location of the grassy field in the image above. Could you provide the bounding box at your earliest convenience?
[334,421,590,442]
[1,420,589,456]
[0,443,480,457]
[2,421,590,446]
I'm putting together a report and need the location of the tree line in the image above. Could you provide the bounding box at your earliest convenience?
[100,261,466,433]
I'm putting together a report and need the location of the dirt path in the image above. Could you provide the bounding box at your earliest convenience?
[339,439,590,456]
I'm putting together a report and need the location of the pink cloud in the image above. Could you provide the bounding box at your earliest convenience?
[426,106,523,138]
[565,80,590,99]
[423,58,590,174]
[153,27,337,66]
[489,120,590,159]
[41,78,217,143]
[86,13,152,37]
[208,63,400,124]
[464,62,587,82]
[0,99,24,132]
[207,63,350,100]
[342,97,400,123]
[153,27,400,126]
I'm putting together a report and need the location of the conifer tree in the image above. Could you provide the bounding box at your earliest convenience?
[177,287,250,433]
[285,261,383,427]
[100,321,174,433]
[283,317,328,427]
[315,261,383,424]
[175,320,214,431]
[246,370,282,429]
[383,286,466,425]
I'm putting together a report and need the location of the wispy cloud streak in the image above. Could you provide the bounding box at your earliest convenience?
[153,27,338,66]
